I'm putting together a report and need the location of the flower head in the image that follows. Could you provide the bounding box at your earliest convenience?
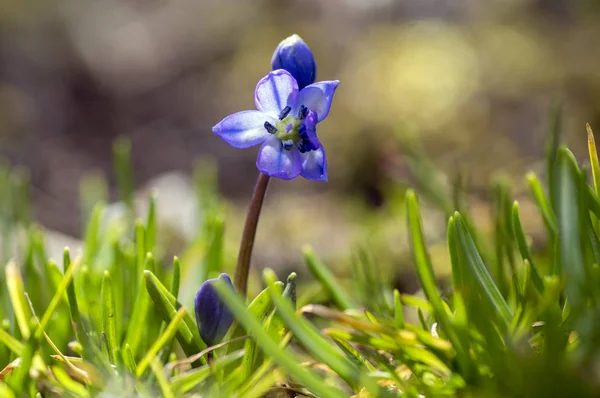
[271,34,316,90]
[213,70,339,181]
[194,273,235,346]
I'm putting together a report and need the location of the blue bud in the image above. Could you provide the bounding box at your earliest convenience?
[194,273,235,346]
[271,34,316,90]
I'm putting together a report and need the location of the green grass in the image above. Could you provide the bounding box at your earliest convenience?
[2,109,600,397]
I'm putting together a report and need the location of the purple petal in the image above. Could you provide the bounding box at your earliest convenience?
[254,70,299,116]
[212,110,275,148]
[271,34,316,90]
[256,136,302,180]
[296,80,340,123]
[194,273,235,346]
[303,111,320,150]
[300,146,327,182]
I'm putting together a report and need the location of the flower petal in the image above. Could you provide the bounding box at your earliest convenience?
[212,110,275,148]
[303,111,320,150]
[271,34,316,90]
[254,70,299,116]
[194,273,235,346]
[300,146,327,182]
[296,80,340,122]
[256,136,302,180]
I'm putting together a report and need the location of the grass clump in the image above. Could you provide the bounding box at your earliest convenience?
[1,111,600,397]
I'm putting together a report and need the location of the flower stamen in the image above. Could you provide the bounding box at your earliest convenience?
[264,121,278,134]
[297,105,308,120]
[279,106,292,120]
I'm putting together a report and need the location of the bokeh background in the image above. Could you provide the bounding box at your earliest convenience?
[2,0,600,292]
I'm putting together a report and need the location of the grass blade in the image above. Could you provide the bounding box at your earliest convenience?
[101,271,119,365]
[136,307,186,377]
[262,269,360,389]
[587,123,600,198]
[150,357,175,398]
[113,137,135,212]
[213,278,348,398]
[453,212,513,328]
[64,248,83,342]
[405,190,472,376]
[552,148,589,309]
[304,246,356,311]
[511,202,544,293]
[6,260,32,339]
[170,350,245,394]
[526,172,558,236]
[144,271,206,361]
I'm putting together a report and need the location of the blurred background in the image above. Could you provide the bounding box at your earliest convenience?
[2,0,600,291]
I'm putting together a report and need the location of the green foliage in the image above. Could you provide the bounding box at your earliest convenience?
[3,114,600,397]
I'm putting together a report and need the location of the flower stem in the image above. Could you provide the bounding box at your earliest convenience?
[234,172,271,296]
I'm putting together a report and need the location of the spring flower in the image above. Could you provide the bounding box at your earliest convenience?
[212,70,339,181]
[271,34,316,90]
[194,273,235,346]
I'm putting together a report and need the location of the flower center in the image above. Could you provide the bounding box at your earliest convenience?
[264,105,317,152]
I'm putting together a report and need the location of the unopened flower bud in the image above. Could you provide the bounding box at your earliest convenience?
[271,34,316,90]
[194,273,235,346]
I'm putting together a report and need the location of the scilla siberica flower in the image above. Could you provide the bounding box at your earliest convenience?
[194,273,235,346]
[213,37,339,181]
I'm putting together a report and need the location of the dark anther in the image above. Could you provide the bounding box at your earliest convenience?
[297,105,308,120]
[264,121,278,134]
[279,106,292,120]
[282,139,294,150]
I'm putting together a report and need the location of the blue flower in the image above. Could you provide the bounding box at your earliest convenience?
[194,273,235,346]
[213,70,339,181]
[271,34,316,90]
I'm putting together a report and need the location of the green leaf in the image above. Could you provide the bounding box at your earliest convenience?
[552,148,589,308]
[402,345,451,377]
[511,202,544,293]
[171,350,245,394]
[125,252,155,358]
[0,327,24,355]
[150,357,175,398]
[52,366,90,398]
[546,100,562,197]
[212,278,347,398]
[145,193,157,254]
[262,269,360,389]
[405,190,471,376]
[113,136,135,212]
[136,307,186,377]
[447,216,464,298]
[587,123,600,198]
[170,257,181,299]
[122,343,137,374]
[229,282,281,353]
[204,215,224,280]
[237,282,283,377]
[5,260,33,339]
[324,328,398,351]
[453,212,513,328]
[526,172,558,236]
[304,246,356,311]
[82,203,103,267]
[331,337,376,372]
[144,271,206,362]
[135,221,146,281]
[101,271,119,365]
[252,274,296,373]
[393,289,404,329]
